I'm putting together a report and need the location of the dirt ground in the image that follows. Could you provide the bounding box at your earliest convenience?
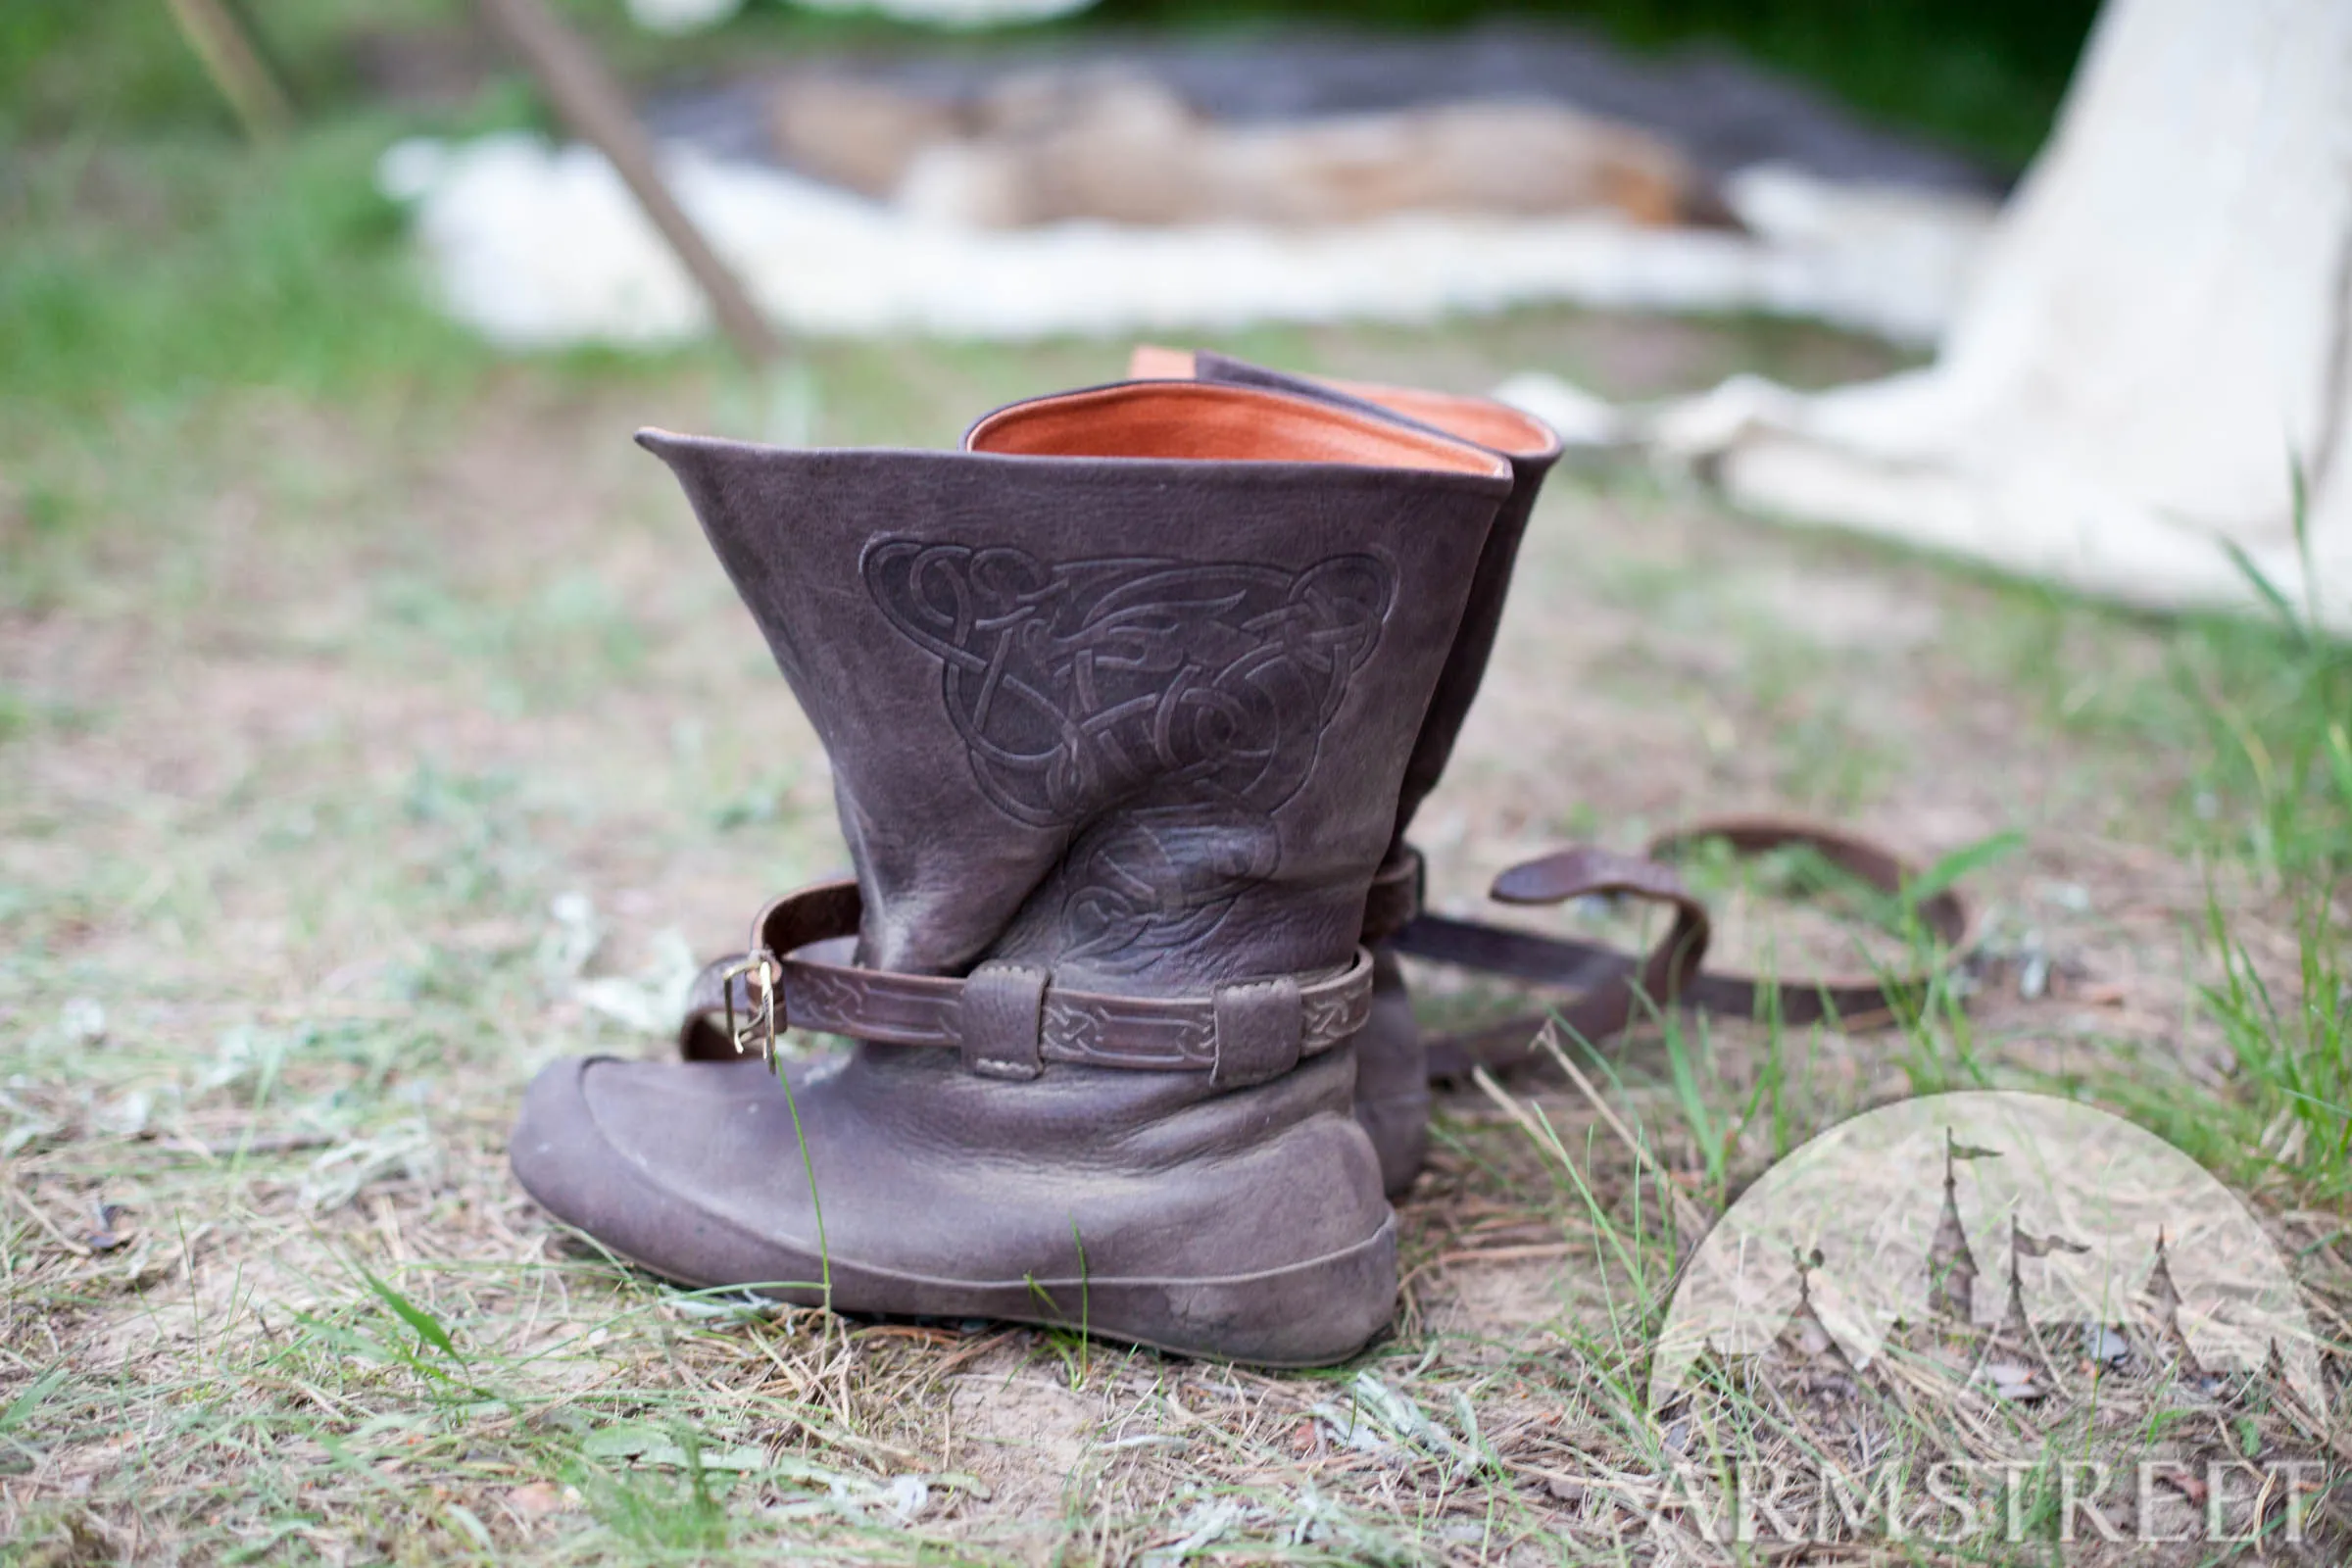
[2,315,2345,1564]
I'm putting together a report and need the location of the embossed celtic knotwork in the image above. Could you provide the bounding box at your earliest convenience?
[862,539,1396,968]
[862,540,1394,826]
[788,966,957,1047]
[1301,985,1371,1044]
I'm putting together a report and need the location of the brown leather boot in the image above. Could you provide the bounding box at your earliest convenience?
[511,381,1511,1365]
[1127,348,1562,1196]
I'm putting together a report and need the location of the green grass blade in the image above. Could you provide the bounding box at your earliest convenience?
[362,1269,461,1362]
[0,1366,68,1434]
[2220,534,2306,642]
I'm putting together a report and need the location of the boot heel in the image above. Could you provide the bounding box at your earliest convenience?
[1073,1214,1399,1368]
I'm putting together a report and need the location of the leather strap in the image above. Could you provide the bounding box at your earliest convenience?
[675,818,1971,1083]
[677,880,1375,1078]
[1396,815,1977,1078]
[1360,846,1424,945]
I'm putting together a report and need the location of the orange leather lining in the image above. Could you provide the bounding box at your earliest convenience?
[1330,378,1560,459]
[1121,344,1557,460]
[967,383,1509,477]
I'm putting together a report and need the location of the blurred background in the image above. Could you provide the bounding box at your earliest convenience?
[6,0,2095,378]
[4,0,2097,364]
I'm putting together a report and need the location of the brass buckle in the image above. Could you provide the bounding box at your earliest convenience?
[720,951,781,1067]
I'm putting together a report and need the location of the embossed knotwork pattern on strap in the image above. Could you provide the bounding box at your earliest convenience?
[684,880,1374,1074]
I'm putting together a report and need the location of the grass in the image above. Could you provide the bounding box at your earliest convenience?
[1,121,482,419]
[5,10,2350,1563]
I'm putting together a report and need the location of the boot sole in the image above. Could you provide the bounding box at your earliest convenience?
[575,1216,1398,1370]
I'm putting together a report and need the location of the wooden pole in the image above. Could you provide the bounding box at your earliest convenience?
[476,0,786,369]
[164,0,295,142]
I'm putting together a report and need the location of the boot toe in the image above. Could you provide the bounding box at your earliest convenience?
[511,1055,825,1293]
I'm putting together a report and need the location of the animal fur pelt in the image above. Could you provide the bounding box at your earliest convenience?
[768,68,1731,229]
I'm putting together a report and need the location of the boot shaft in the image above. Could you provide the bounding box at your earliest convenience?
[643,381,1511,994]
[1128,349,1562,847]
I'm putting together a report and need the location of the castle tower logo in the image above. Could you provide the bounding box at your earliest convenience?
[1646,1092,2332,1549]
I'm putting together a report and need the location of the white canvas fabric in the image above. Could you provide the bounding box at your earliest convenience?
[1503,0,2352,628]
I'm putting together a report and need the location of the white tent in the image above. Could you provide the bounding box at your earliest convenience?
[1523,0,2352,629]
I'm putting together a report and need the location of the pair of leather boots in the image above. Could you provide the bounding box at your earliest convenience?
[512,348,1556,1366]
[509,349,1967,1366]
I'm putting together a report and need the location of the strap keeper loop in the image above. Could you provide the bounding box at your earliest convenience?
[1209,975,1303,1089]
[960,962,1047,1080]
